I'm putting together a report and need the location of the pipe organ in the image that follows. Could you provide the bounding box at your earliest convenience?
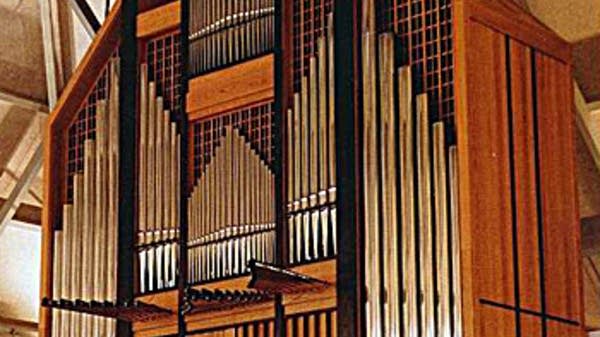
[39,0,584,337]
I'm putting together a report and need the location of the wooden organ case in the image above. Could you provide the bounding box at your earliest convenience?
[39,0,585,337]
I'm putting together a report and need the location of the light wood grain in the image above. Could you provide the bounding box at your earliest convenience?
[187,55,274,120]
[137,1,180,39]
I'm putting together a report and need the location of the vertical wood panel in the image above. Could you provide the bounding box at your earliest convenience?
[535,53,582,322]
[508,39,541,312]
[464,21,514,306]
[478,306,515,337]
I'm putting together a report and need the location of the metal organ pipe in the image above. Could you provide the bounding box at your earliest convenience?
[51,58,121,337]
[187,123,276,284]
[360,4,463,336]
[138,64,181,294]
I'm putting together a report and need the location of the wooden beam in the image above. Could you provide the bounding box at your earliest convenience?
[574,35,600,102]
[38,0,60,107]
[0,146,43,235]
[68,0,102,37]
[0,89,48,113]
[575,81,600,176]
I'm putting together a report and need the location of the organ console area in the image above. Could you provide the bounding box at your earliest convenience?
[39,0,585,336]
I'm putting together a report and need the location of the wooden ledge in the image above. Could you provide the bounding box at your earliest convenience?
[187,54,274,121]
[137,1,180,39]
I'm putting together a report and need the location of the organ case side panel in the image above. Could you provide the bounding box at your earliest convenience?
[455,1,584,336]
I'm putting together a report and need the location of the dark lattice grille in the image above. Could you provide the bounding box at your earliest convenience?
[191,101,274,183]
[66,67,110,202]
[378,0,455,127]
[146,32,182,115]
[292,0,334,92]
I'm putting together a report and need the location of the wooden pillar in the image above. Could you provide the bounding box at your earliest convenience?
[178,0,190,336]
[117,0,137,335]
[334,0,364,336]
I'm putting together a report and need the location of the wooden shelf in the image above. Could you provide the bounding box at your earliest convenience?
[41,298,173,322]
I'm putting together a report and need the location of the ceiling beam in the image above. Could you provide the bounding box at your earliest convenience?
[575,81,600,174]
[0,146,43,235]
[68,0,101,37]
[0,89,48,113]
[0,0,64,235]
[0,315,38,333]
[574,34,600,102]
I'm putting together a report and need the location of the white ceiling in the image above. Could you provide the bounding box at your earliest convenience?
[0,221,40,336]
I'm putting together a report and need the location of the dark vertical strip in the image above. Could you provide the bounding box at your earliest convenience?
[275,294,285,337]
[335,0,364,336]
[117,0,137,336]
[504,35,522,337]
[530,49,547,337]
[274,0,289,268]
[274,0,292,337]
[179,0,191,336]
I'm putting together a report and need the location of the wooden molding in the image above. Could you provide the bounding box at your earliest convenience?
[462,0,571,64]
[137,1,180,39]
[187,55,275,121]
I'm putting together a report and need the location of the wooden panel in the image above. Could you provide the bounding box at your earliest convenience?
[547,320,584,337]
[133,318,177,337]
[137,1,180,38]
[478,305,515,337]
[463,21,514,305]
[521,314,542,337]
[185,303,275,333]
[535,53,583,323]
[187,55,274,120]
[509,39,541,312]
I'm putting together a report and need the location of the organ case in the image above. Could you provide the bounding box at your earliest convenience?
[38,0,585,336]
